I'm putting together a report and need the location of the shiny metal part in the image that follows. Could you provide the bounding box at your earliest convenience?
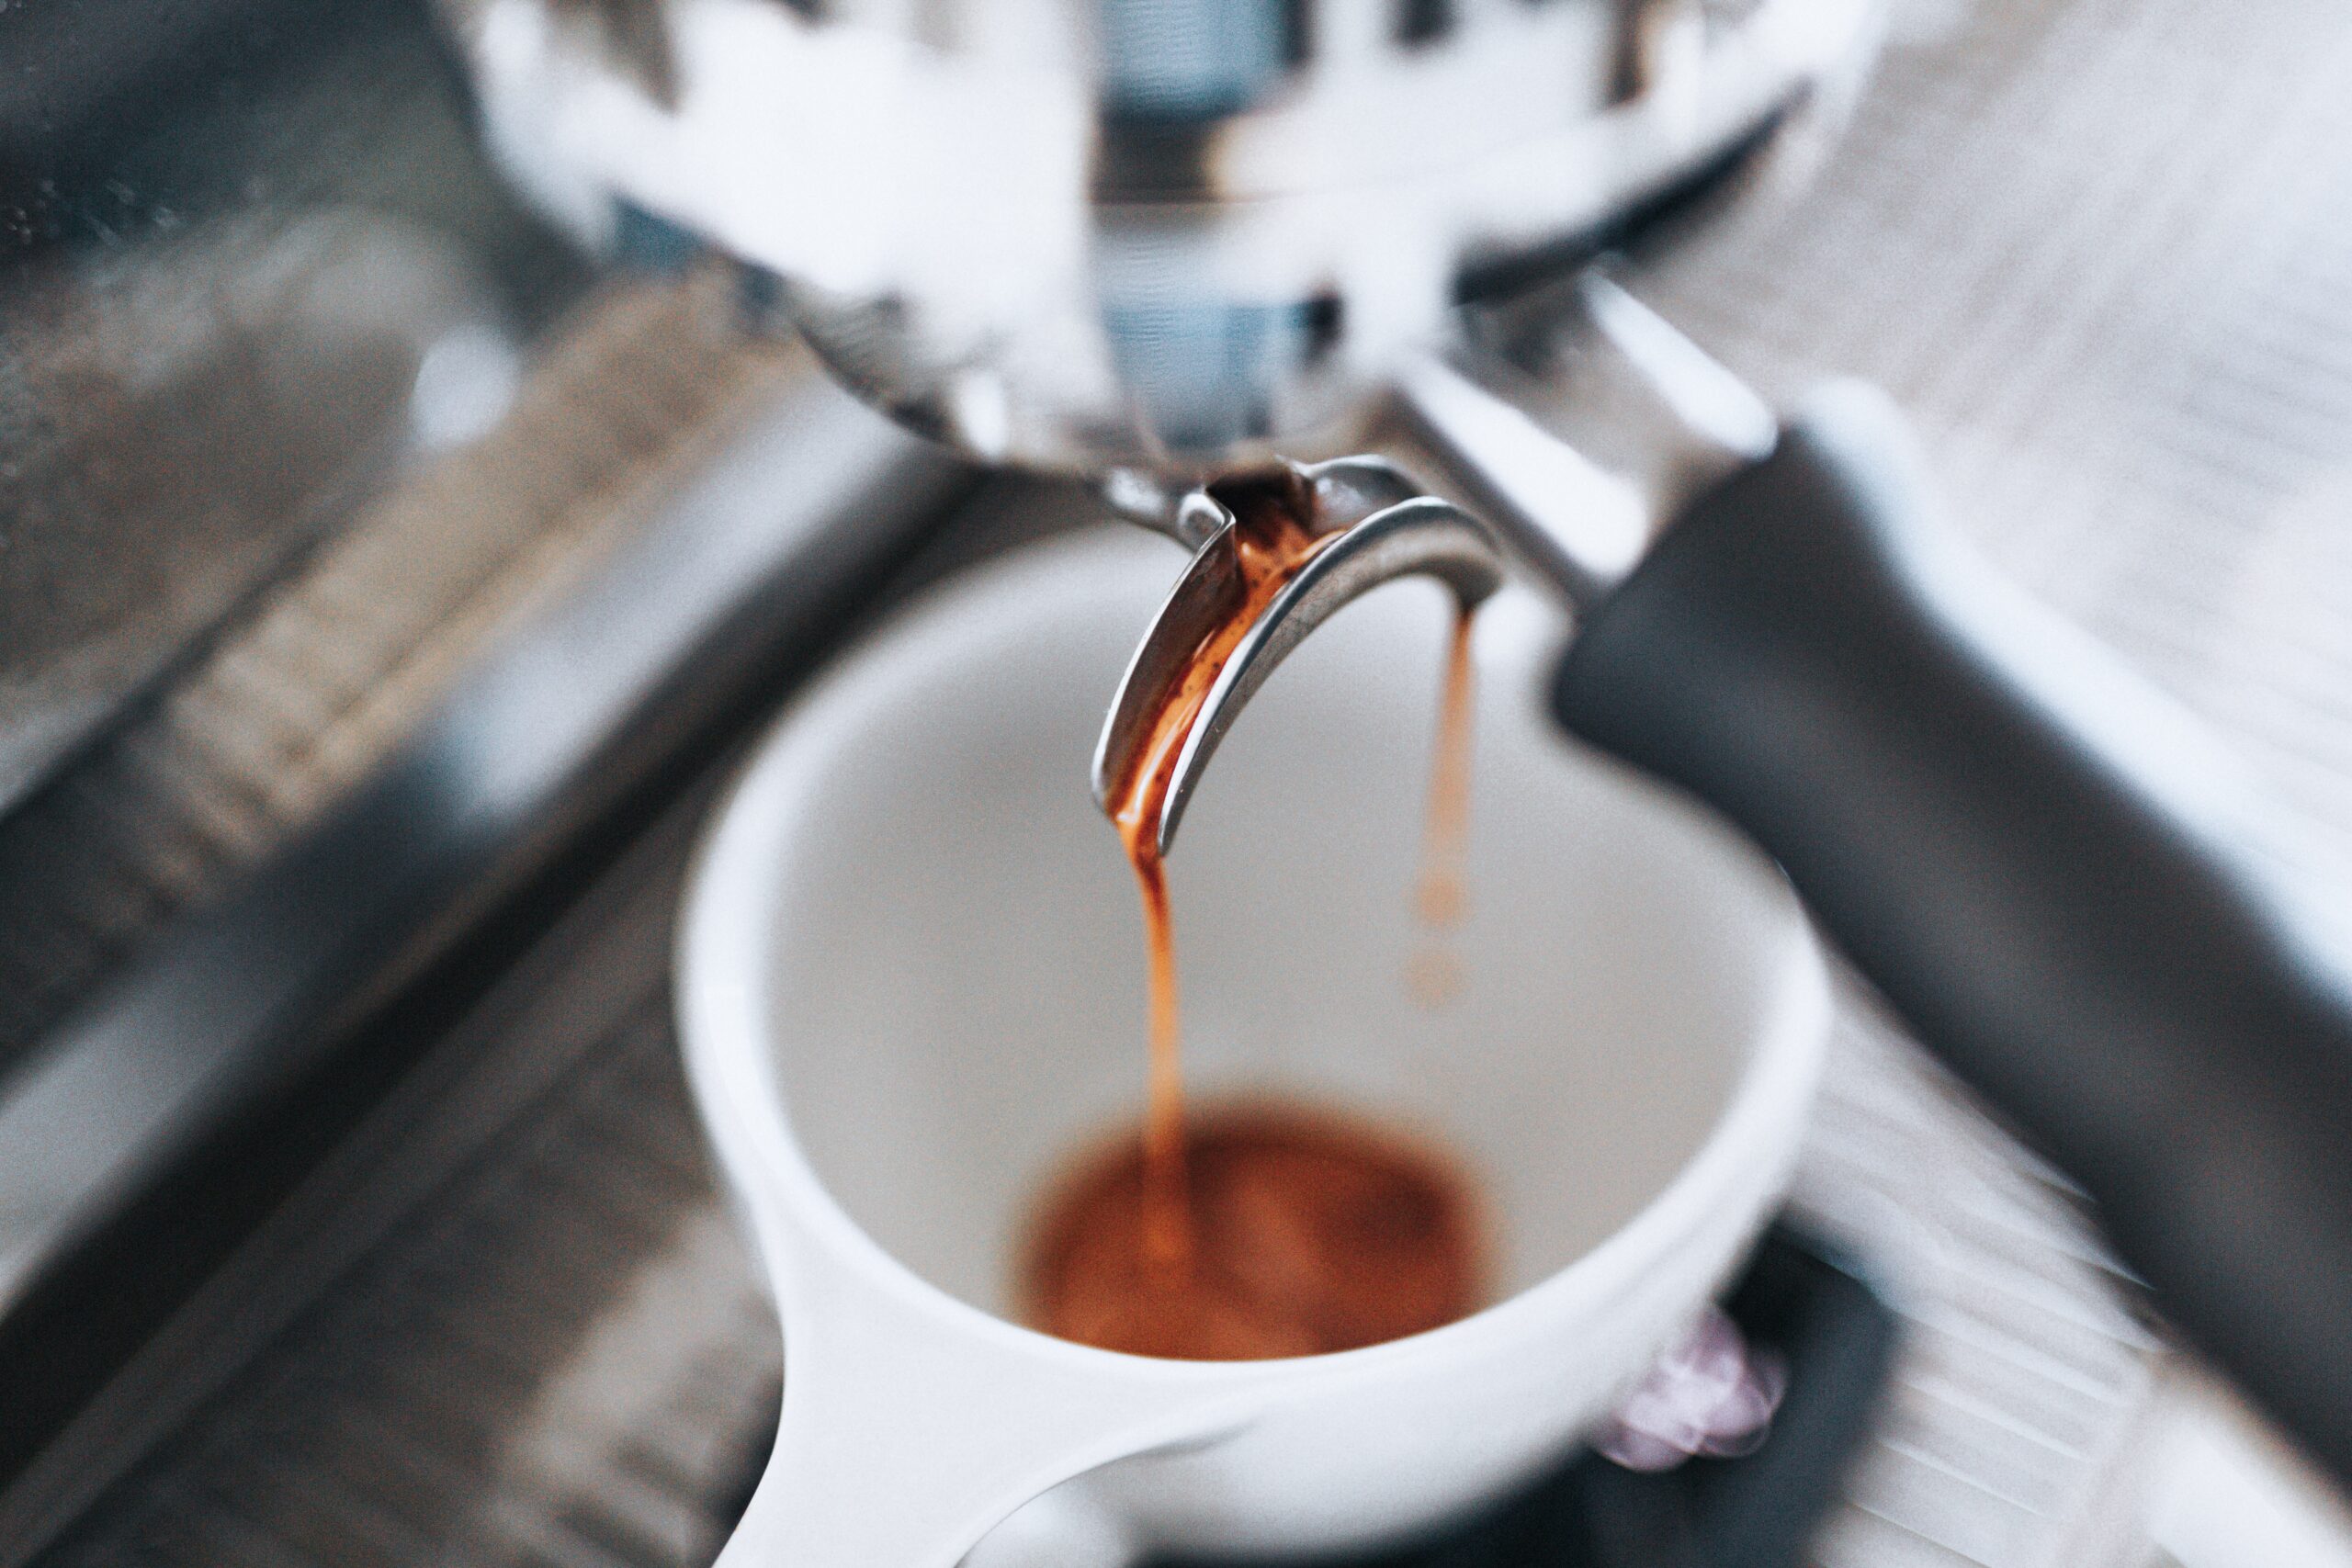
[1091,456,1503,852]
[438,0,1883,475]
[0,209,529,816]
[1097,273,1772,851]
[1099,466,1233,548]
[1400,272,1776,610]
[0,365,970,1558]
[0,1,598,820]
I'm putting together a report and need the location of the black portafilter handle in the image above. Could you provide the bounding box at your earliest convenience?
[1551,384,2352,1488]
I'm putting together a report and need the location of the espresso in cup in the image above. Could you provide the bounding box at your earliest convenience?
[1033,475,1490,1361]
[1021,1103,1487,1360]
[678,529,1829,1563]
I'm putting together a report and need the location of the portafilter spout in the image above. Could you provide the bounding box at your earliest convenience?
[1093,272,1772,852]
[1091,456,1503,855]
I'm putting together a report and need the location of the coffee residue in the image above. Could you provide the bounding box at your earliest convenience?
[1021,1104,1487,1360]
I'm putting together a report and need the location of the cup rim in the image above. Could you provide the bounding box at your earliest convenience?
[674,526,1829,1382]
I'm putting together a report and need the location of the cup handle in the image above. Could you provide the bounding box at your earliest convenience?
[715,1242,1247,1568]
[959,1488,1139,1568]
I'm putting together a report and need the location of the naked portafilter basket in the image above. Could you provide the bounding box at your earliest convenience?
[440,0,2352,1487]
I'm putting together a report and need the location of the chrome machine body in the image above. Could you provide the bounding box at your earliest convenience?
[438,0,1882,480]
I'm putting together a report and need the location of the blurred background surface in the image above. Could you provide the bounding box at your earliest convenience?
[4,0,2352,1563]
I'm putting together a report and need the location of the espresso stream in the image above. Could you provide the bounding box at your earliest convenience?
[1023,473,1487,1360]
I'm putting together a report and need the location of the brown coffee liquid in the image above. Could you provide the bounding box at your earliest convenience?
[1408,608,1478,1008]
[1052,468,1489,1359]
[1101,470,1340,1267]
[1021,1104,1487,1360]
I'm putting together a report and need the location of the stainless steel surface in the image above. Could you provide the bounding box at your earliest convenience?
[33,799,780,1568]
[0,342,949,1317]
[0,269,803,1066]
[1091,456,1502,852]
[0,1,592,818]
[0,308,971,1561]
[437,0,1881,474]
[1097,271,1780,845]
[0,214,491,806]
[1402,272,1781,609]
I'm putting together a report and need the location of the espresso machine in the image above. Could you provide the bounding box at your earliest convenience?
[433,0,2352,1489]
[7,0,2352,1562]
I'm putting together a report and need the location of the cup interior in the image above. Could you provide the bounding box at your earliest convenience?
[738,530,1807,1325]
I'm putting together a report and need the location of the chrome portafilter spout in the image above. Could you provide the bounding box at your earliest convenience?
[1091,273,1776,851]
[1090,456,1505,854]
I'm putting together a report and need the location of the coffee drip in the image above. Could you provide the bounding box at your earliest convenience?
[1409,608,1478,1008]
[1019,470,1493,1360]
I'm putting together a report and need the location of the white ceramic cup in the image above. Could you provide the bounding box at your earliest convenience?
[676,527,1828,1567]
